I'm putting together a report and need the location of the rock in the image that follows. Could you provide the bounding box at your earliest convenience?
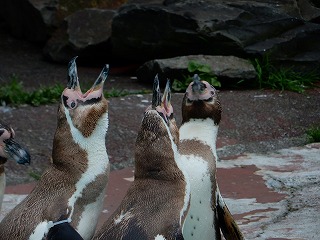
[297,0,320,21]
[111,1,320,69]
[0,0,59,42]
[136,55,257,86]
[1,0,320,74]
[43,8,115,64]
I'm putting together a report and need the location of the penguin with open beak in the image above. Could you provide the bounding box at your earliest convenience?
[93,76,190,240]
[0,57,110,240]
[0,122,30,165]
[179,74,244,240]
[0,122,30,210]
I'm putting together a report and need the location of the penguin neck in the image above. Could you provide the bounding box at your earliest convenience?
[52,110,109,176]
[135,119,184,181]
[52,110,110,223]
[180,118,219,157]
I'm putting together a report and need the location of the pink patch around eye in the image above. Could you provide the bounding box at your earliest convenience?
[0,129,12,141]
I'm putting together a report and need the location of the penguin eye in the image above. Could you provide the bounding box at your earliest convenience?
[69,101,77,109]
[186,98,193,104]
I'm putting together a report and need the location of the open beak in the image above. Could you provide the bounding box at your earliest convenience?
[4,138,31,165]
[153,78,173,124]
[65,57,109,103]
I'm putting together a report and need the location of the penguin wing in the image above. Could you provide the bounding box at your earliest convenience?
[47,222,83,240]
[216,189,245,240]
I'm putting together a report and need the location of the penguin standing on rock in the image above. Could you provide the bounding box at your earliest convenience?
[0,57,111,240]
[93,76,190,240]
[0,122,30,210]
[179,74,244,240]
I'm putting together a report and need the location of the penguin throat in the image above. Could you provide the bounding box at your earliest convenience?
[64,108,109,221]
[180,118,218,153]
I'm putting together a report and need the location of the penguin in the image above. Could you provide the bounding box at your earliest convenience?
[0,122,30,210]
[0,57,110,240]
[93,76,190,240]
[179,74,244,240]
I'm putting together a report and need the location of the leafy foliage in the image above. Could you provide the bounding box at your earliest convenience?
[0,75,64,106]
[252,56,319,93]
[0,75,151,106]
[307,126,320,143]
[172,61,221,92]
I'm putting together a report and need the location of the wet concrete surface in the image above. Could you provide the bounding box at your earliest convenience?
[2,143,320,239]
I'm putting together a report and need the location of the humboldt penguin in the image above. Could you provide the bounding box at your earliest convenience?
[93,76,190,240]
[0,57,110,240]
[0,122,30,210]
[179,74,244,240]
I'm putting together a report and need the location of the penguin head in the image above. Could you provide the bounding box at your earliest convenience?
[181,74,221,125]
[143,75,178,144]
[58,56,109,138]
[0,122,30,165]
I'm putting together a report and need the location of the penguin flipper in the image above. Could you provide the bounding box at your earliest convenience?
[216,190,245,240]
[47,222,83,240]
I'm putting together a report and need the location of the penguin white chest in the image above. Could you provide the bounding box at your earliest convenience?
[182,155,216,240]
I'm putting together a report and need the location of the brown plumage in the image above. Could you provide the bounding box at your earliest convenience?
[0,57,110,240]
[93,77,189,240]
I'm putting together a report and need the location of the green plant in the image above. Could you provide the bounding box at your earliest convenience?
[0,75,64,106]
[172,61,221,92]
[252,56,319,93]
[28,84,64,106]
[306,126,320,143]
[0,75,152,106]
[105,88,130,98]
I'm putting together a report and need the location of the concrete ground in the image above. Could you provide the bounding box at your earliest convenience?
[2,143,320,239]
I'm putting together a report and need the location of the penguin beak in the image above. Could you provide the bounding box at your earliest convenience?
[83,64,109,98]
[147,75,173,124]
[151,74,161,109]
[185,74,214,102]
[191,74,206,94]
[161,80,173,118]
[67,56,81,92]
[3,138,31,165]
[155,79,173,124]
[63,57,109,107]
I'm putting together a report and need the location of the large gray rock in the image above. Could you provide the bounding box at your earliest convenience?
[2,0,320,73]
[43,9,115,64]
[111,0,320,68]
[0,0,59,42]
[136,55,257,87]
